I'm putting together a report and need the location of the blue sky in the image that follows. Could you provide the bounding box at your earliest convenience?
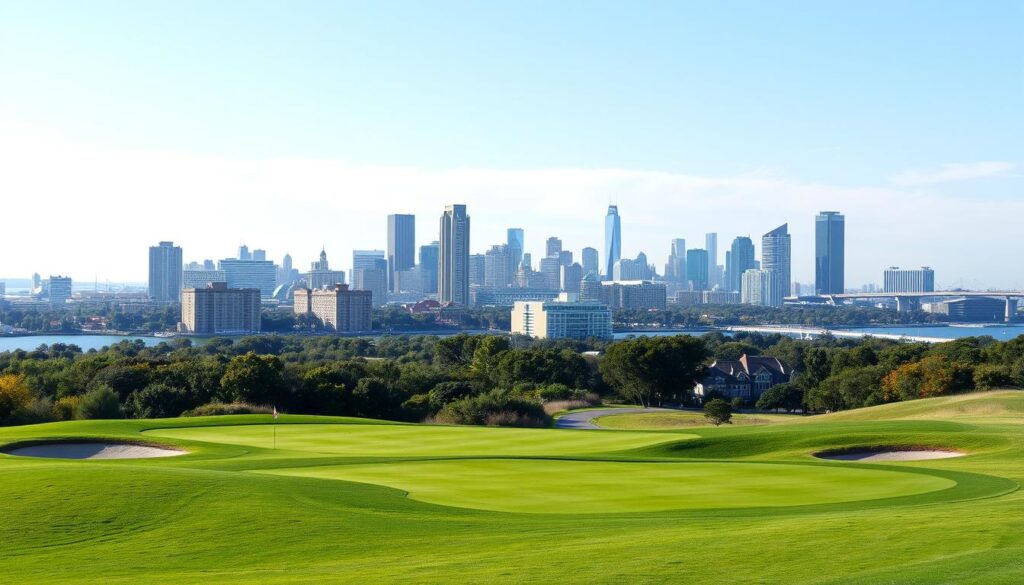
[0,1,1021,287]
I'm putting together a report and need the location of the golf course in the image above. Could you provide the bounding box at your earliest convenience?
[1,391,1021,584]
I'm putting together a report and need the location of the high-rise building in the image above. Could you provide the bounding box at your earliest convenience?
[546,237,563,259]
[686,249,709,291]
[561,262,583,294]
[294,284,372,332]
[419,242,440,294]
[539,256,562,290]
[277,253,299,286]
[48,276,72,307]
[581,247,599,276]
[484,244,512,287]
[306,249,346,290]
[558,250,573,268]
[469,254,486,287]
[742,269,782,307]
[252,249,267,262]
[884,266,935,293]
[613,252,653,281]
[511,299,613,340]
[604,205,621,279]
[148,241,183,302]
[180,282,261,335]
[726,237,756,292]
[705,233,718,287]
[439,204,470,305]
[600,281,667,310]
[238,245,251,261]
[353,256,388,307]
[182,268,226,290]
[387,214,416,293]
[665,239,686,283]
[815,211,845,294]
[521,252,533,272]
[762,224,792,303]
[219,258,277,300]
[579,272,602,301]
[507,228,525,271]
[353,250,386,273]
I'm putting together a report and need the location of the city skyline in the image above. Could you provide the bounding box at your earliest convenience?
[0,2,1021,288]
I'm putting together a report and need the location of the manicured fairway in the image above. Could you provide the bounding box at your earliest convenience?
[0,391,1022,584]
[259,458,956,513]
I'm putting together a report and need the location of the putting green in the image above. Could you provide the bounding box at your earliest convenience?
[146,424,691,457]
[258,459,957,514]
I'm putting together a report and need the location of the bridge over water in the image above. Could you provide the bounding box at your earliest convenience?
[786,291,1022,322]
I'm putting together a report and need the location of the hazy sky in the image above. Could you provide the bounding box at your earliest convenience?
[1,1,1021,288]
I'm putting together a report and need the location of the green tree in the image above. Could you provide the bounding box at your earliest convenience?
[703,398,732,426]
[756,382,805,412]
[219,353,285,405]
[76,385,122,419]
[598,337,709,407]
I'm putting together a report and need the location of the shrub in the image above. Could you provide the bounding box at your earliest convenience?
[543,394,602,415]
[434,391,551,427]
[0,374,33,422]
[182,402,273,416]
[76,385,122,420]
[703,398,732,426]
[52,395,83,421]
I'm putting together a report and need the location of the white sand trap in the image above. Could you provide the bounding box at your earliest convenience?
[3,442,184,460]
[816,449,964,462]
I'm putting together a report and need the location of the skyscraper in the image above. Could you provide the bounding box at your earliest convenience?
[469,254,486,287]
[238,245,251,261]
[484,244,512,287]
[741,269,782,307]
[604,205,621,279]
[726,237,756,292]
[419,241,440,294]
[705,233,718,287]
[686,249,709,291]
[507,228,525,271]
[353,250,386,273]
[439,204,470,304]
[148,241,183,301]
[252,249,267,262]
[387,214,416,293]
[352,258,388,307]
[546,237,563,259]
[581,247,599,276]
[762,224,792,304]
[665,238,686,283]
[815,211,845,295]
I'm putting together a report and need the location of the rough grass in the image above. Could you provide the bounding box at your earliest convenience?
[593,411,799,429]
[0,393,1022,584]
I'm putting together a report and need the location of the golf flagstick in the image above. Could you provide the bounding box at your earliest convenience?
[272,406,278,449]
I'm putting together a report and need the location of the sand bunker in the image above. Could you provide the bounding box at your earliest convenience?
[3,442,185,460]
[816,448,964,462]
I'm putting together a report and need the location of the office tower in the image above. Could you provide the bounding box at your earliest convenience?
[815,211,845,295]
[558,250,573,268]
[218,258,276,299]
[252,249,267,262]
[419,241,440,294]
[600,281,667,310]
[277,253,299,286]
[31,273,42,294]
[293,284,372,332]
[546,237,563,258]
[685,249,709,290]
[182,268,226,290]
[484,244,512,287]
[741,269,782,307]
[306,249,346,289]
[705,233,719,287]
[521,253,533,271]
[387,214,416,293]
[581,247,599,276]
[468,254,485,287]
[48,276,72,306]
[726,236,756,292]
[353,256,388,307]
[579,272,602,301]
[884,267,935,293]
[511,299,613,340]
[665,238,686,283]
[148,241,183,301]
[762,224,792,303]
[203,260,215,271]
[561,263,583,294]
[282,253,292,274]
[604,205,621,279]
[539,256,561,290]
[507,228,525,271]
[180,282,261,335]
[439,204,470,304]
[238,245,251,261]
[612,253,653,281]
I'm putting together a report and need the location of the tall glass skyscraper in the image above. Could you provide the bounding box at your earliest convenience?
[604,205,621,279]
[726,236,756,293]
[419,241,440,294]
[581,247,599,276]
[685,249,709,291]
[439,204,470,305]
[761,224,791,305]
[507,228,524,271]
[148,241,183,301]
[387,214,416,293]
[815,211,845,295]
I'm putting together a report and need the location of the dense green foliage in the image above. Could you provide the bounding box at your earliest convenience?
[1,328,1022,427]
[703,398,732,425]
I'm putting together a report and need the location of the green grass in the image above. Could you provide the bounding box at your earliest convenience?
[0,391,1022,584]
[593,411,798,429]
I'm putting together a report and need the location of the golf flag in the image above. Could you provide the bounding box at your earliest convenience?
[273,406,279,420]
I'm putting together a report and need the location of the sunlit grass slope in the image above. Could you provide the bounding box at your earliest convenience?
[0,393,1021,584]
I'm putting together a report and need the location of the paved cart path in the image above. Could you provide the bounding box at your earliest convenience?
[555,408,676,430]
